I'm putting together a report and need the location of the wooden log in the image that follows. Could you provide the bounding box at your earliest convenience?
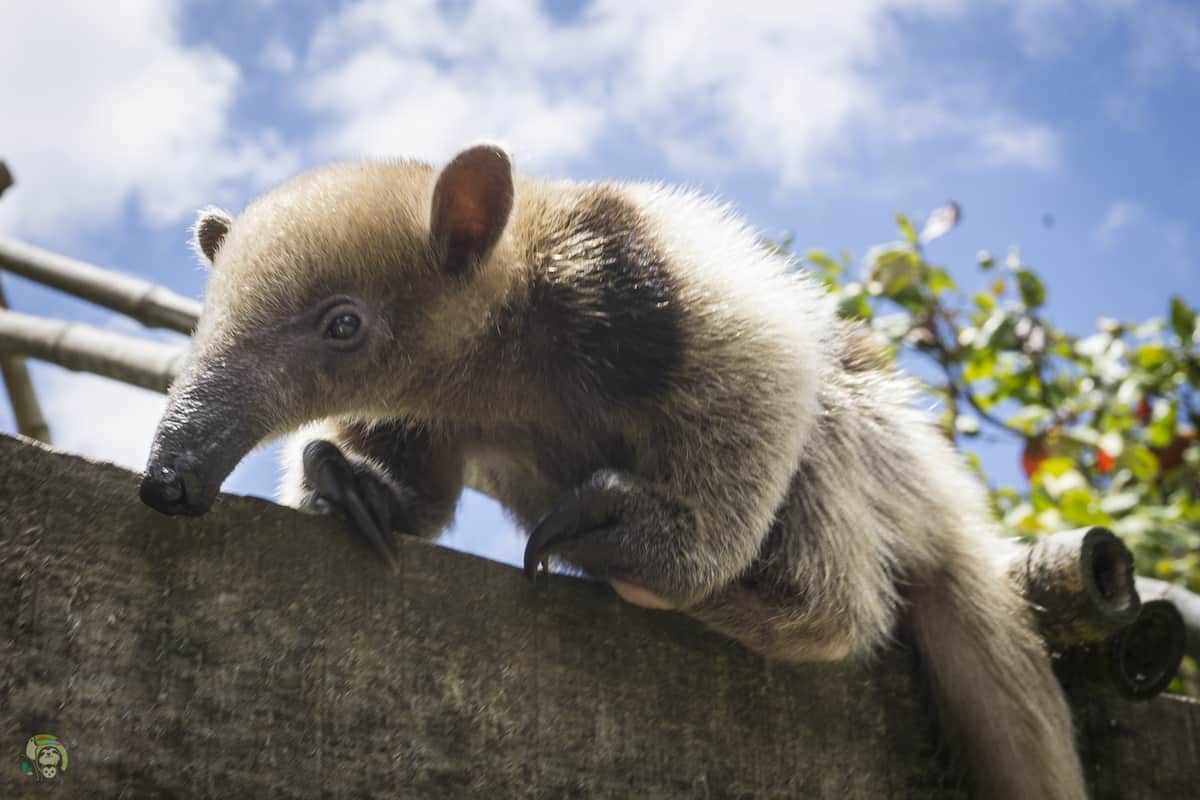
[1010,526,1141,648]
[0,308,187,393]
[0,236,200,335]
[1,434,1198,799]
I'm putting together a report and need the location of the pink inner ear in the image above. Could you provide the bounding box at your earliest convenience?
[431,146,513,268]
[445,195,490,239]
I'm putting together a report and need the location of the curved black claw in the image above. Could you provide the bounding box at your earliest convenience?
[303,440,400,571]
[524,497,584,581]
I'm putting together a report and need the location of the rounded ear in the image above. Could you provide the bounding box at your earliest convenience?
[430,144,514,274]
[192,206,233,265]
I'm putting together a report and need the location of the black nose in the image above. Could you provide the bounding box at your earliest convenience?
[140,462,207,516]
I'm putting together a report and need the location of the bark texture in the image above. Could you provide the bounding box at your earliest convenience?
[1,435,1197,799]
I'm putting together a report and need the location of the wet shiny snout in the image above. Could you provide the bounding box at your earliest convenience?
[140,456,212,516]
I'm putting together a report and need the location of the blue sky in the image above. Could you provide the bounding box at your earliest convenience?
[1,0,1197,566]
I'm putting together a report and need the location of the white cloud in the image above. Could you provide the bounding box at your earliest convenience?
[25,363,167,472]
[1112,3,1200,129]
[259,39,298,74]
[1010,0,1116,58]
[298,0,1055,185]
[974,124,1060,170]
[1095,201,1142,245]
[1008,0,1200,131]
[302,0,610,170]
[1093,200,1194,280]
[304,45,605,169]
[0,1,298,240]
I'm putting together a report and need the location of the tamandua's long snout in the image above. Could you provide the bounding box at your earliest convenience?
[141,359,269,517]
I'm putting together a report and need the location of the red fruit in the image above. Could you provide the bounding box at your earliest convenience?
[1022,438,1047,479]
[1136,397,1152,425]
[1097,449,1116,474]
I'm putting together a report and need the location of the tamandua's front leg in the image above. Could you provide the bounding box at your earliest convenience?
[524,469,759,611]
[287,418,465,569]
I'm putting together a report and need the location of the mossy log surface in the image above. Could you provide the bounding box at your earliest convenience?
[1,435,1197,798]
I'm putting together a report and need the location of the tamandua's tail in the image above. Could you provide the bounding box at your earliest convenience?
[907,552,1087,799]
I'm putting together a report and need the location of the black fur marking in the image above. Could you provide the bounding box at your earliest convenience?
[519,189,683,403]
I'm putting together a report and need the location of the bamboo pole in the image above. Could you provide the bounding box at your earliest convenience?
[1137,576,1200,662]
[0,308,187,393]
[1062,598,1186,701]
[0,162,51,443]
[0,236,201,334]
[1009,526,1141,647]
[0,158,51,441]
[0,281,51,443]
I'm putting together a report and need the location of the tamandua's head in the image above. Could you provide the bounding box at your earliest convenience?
[140,144,514,516]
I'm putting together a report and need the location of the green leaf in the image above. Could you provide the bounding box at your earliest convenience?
[868,246,923,297]
[1134,343,1170,371]
[805,250,843,285]
[1017,269,1046,308]
[1147,400,1178,449]
[1059,487,1111,526]
[1170,296,1196,344]
[1121,444,1160,483]
[1007,405,1051,434]
[896,214,918,245]
[963,350,996,383]
[927,267,956,297]
[836,283,873,321]
[1187,357,1200,387]
[977,250,994,269]
[978,312,1016,350]
[1038,457,1077,478]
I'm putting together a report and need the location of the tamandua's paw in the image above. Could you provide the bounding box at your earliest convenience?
[523,471,679,610]
[523,489,598,580]
[302,439,402,570]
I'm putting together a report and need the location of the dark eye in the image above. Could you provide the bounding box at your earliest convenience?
[326,313,360,340]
